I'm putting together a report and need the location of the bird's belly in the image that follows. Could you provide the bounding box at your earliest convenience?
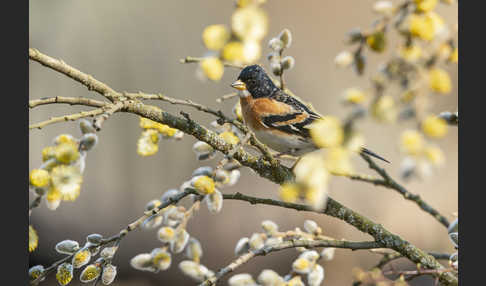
[253,129,317,156]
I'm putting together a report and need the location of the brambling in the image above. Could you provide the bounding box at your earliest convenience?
[231,64,389,162]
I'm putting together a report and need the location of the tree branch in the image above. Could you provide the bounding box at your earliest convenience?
[360,154,450,228]
[29,96,108,109]
[29,108,105,130]
[200,239,381,286]
[29,48,119,102]
[180,56,244,69]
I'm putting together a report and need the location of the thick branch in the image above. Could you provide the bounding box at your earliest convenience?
[123,102,291,183]
[125,92,277,163]
[29,48,119,102]
[200,239,381,286]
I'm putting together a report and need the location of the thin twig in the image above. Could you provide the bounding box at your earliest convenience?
[180,56,245,69]
[216,92,238,103]
[92,101,126,131]
[29,108,105,130]
[29,96,107,109]
[360,153,450,228]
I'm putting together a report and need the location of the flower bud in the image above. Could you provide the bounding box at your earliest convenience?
[151,248,172,271]
[79,119,96,134]
[307,264,325,286]
[235,237,250,255]
[249,233,265,250]
[228,273,256,286]
[160,189,180,204]
[278,29,292,48]
[29,265,45,282]
[29,225,38,253]
[270,61,282,76]
[56,262,73,286]
[100,246,118,259]
[170,229,190,253]
[281,56,295,70]
[265,236,283,246]
[320,247,335,261]
[303,220,321,235]
[186,238,203,263]
[72,249,92,268]
[79,133,98,151]
[54,134,76,146]
[287,275,305,286]
[299,250,320,263]
[29,169,50,188]
[261,220,279,236]
[130,253,154,271]
[86,233,103,245]
[101,264,117,285]
[292,258,312,274]
[192,166,214,178]
[373,1,394,15]
[268,38,284,51]
[257,269,284,286]
[55,240,80,254]
[192,141,215,160]
[206,189,223,214]
[228,170,241,186]
[219,131,240,145]
[191,176,216,195]
[80,264,101,283]
[158,226,176,243]
[179,260,211,282]
[334,51,353,68]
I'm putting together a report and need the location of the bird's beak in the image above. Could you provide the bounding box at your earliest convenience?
[231,80,246,90]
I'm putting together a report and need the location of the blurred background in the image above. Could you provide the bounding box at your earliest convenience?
[29,0,457,285]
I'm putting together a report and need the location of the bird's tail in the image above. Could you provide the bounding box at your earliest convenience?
[360,147,390,163]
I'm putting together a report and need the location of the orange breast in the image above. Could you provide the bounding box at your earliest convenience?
[240,96,266,131]
[239,96,294,131]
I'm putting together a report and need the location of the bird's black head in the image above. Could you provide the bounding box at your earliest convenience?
[231,65,278,98]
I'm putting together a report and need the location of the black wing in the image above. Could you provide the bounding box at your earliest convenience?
[261,90,321,138]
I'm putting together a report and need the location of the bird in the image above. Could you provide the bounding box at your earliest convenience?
[230,64,389,163]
